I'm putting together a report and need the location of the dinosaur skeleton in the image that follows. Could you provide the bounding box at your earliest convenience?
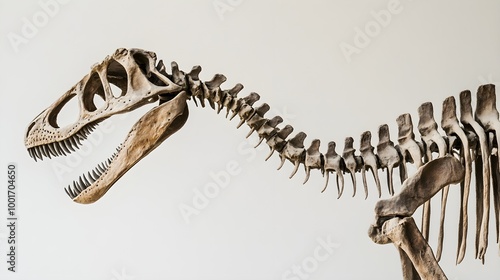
[24,48,500,279]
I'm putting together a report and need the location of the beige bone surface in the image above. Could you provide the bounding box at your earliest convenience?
[379,217,448,280]
[441,96,472,264]
[459,90,491,261]
[374,156,464,219]
[417,102,449,261]
[370,156,464,279]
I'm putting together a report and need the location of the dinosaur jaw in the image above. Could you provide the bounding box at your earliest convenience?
[72,92,188,204]
[36,92,188,204]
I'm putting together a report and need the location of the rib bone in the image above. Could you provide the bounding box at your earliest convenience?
[396,113,429,240]
[418,102,449,260]
[373,217,448,280]
[474,84,500,257]
[459,89,491,262]
[441,96,472,264]
[374,156,464,220]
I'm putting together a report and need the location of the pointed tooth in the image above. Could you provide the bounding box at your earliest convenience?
[40,145,49,158]
[79,176,87,189]
[35,146,44,160]
[34,146,43,161]
[27,148,34,159]
[92,170,100,180]
[67,185,76,198]
[81,127,89,135]
[64,139,75,151]
[45,145,52,158]
[76,133,85,142]
[73,181,82,194]
[65,186,74,199]
[70,185,78,197]
[94,167,102,177]
[56,142,68,155]
[47,143,58,157]
[82,174,91,187]
[75,182,84,193]
[97,163,105,173]
[87,172,96,183]
[55,142,67,156]
[68,136,79,148]
[28,148,36,160]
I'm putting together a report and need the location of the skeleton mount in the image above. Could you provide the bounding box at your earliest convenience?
[25,48,500,279]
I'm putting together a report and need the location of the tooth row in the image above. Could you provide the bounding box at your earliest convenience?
[163,61,498,263]
[27,122,100,161]
[64,145,121,199]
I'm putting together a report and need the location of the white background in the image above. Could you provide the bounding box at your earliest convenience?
[1,0,500,279]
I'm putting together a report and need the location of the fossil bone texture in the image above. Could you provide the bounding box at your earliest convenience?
[25,48,500,279]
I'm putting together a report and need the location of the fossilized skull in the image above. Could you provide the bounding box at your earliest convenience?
[25,48,189,204]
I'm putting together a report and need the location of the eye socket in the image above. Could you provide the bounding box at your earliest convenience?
[132,52,165,86]
[132,52,150,76]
